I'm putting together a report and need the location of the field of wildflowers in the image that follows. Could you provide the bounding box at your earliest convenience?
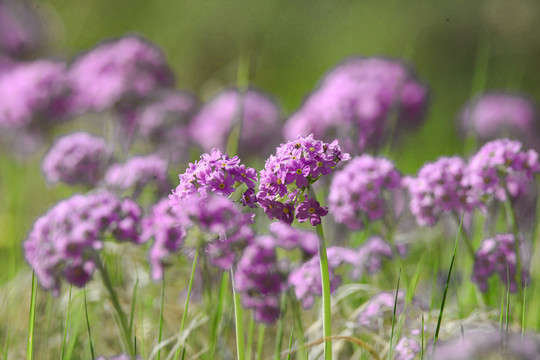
[2,1,540,359]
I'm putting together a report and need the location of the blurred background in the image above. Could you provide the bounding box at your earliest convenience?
[2,0,540,278]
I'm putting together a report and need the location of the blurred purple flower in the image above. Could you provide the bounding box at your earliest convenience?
[284,57,428,154]
[105,154,170,197]
[395,336,421,360]
[472,233,528,293]
[42,132,108,187]
[23,191,142,295]
[0,0,43,58]
[143,198,187,281]
[68,35,174,114]
[329,154,401,230]
[356,291,405,330]
[460,92,540,149]
[405,156,478,226]
[189,88,281,157]
[465,138,540,202]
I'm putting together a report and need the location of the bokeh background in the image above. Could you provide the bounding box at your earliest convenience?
[2,0,540,279]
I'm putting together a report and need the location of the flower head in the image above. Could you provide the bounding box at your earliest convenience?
[42,132,108,187]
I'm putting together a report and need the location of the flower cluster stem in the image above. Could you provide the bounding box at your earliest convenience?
[308,185,332,360]
[95,255,134,356]
[231,267,246,360]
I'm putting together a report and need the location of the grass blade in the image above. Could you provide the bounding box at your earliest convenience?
[388,268,401,360]
[60,285,73,360]
[174,249,199,360]
[286,329,294,360]
[157,274,165,360]
[84,289,95,359]
[129,278,139,336]
[256,324,265,360]
[210,272,228,359]
[432,214,463,353]
[231,268,246,360]
[26,272,37,360]
[246,315,255,360]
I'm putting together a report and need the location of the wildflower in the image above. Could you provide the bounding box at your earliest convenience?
[42,132,108,187]
[68,35,174,113]
[328,155,401,230]
[172,194,254,270]
[258,134,349,225]
[460,92,539,149]
[356,291,405,330]
[170,148,257,207]
[143,198,187,281]
[283,57,428,153]
[23,191,142,295]
[405,156,477,226]
[268,221,318,256]
[471,233,528,293]
[105,154,170,197]
[234,239,287,323]
[395,337,421,360]
[189,88,281,157]
[465,138,540,201]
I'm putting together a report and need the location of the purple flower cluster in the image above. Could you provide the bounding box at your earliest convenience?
[105,154,170,197]
[0,0,43,58]
[460,92,539,148]
[466,138,540,201]
[0,59,69,129]
[258,134,349,226]
[23,191,142,295]
[471,233,527,293]
[42,132,108,187]
[395,337,421,360]
[268,221,318,256]
[189,88,281,157]
[328,155,401,230]
[429,328,540,360]
[142,198,186,281]
[356,291,405,330]
[132,90,198,162]
[284,57,428,153]
[288,241,394,309]
[172,194,254,270]
[234,239,287,323]
[68,35,174,113]
[170,148,257,203]
[405,156,476,226]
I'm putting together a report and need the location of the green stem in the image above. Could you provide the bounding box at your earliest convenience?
[60,285,73,360]
[95,255,134,356]
[156,274,165,360]
[210,272,228,359]
[502,181,524,298]
[256,324,265,360]
[452,212,475,260]
[174,249,199,360]
[308,185,332,360]
[246,315,255,360]
[26,272,37,360]
[231,268,246,360]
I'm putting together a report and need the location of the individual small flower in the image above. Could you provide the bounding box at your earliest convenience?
[170,148,257,205]
[405,156,477,227]
[258,134,349,225]
[356,291,405,330]
[295,197,328,226]
[234,239,287,324]
[328,155,401,230]
[189,88,281,157]
[465,138,540,201]
[459,92,539,149]
[172,194,254,270]
[104,154,170,197]
[283,57,428,154]
[471,233,528,293]
[143,198,187,281]
[23,191,142,295]
[68,35,174,113]
[42,132,108,187]
[0,59,69,129]
[395,337,421,360]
